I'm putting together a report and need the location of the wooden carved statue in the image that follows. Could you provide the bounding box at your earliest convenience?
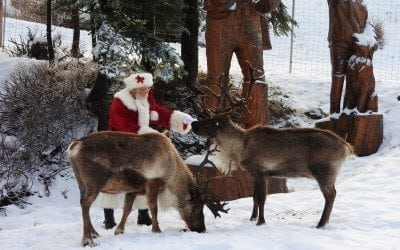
[202,0,288,196]
[344,30,378,113]
[327,0,370,114]
[318,0,383,156]
[203,0,280,127]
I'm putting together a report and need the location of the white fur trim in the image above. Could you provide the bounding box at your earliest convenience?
[131,190,176,210]
[114,88,137,111]
[138,126,158,134]
[94,192,121,209]
[132,195,148,209]
[124,73,153,90]
[170,111,192,134]
[150,110,159,121]
[114,89,151,128]
[135,96,150,127]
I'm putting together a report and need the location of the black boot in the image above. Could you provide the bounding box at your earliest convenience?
[137,209,152,226]
[103,208,116,229]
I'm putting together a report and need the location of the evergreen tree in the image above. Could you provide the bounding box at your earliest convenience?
[83,0,187,81]
[269,2,298,36]
[53,0,81,57]
[181,0,200,87]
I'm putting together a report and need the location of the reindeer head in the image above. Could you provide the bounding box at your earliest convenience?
[177,185,206,233]
[193,61,256,140]
[192,114,231,138]
[178,181,228,233]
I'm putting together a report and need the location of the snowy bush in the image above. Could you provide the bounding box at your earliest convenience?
[0,62,97,205]
[7,28,70,61]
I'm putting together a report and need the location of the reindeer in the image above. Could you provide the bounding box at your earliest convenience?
[192,64,353,228]
[67,131,228,247]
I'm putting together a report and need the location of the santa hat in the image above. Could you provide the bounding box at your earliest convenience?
[123,72,153,90]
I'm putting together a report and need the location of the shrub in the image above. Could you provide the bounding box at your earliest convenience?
[8,28,70,61]
[0,62,97,206]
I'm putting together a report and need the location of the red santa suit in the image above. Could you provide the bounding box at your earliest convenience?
[108,72,192,135]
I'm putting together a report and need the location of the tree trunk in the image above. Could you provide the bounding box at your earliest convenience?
[71,7,80,58]
[181,0,199,87]
[46,0,55,64]
[90,12,96,61]
[86,72,111,131]
[315,113,383,156]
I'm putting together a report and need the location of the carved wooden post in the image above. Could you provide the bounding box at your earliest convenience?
[316,0,383,156]
[242,82,269,128]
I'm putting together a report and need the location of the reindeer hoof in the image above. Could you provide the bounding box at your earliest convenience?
[81,238,97,247]
[104,221,116,229]
[250,217,258,221]
[256,219,265,226]
[91,231,100,238]
[114,228,124,235]
[152,228,162,233]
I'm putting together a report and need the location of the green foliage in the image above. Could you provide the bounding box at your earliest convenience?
[92,22,140,78]
[269,2,298,36]
[103,0,186,40]
[78,0,187,81]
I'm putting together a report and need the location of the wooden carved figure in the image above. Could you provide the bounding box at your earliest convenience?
[327,0,368,114]
[344,27,379,113]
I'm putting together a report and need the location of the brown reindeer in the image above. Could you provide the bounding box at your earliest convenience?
[67,131,228,247]
[193,64,353,228]
[192,116,352,228]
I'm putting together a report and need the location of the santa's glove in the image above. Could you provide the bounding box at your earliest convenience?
[170,111,197,134]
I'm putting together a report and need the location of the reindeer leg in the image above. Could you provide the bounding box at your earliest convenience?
[313,166,337,228]
[115,192,137,235]
[146,179,163,233]
[250,178,259,221]
[317,182,336,228]
[255,176,267,226]
[80,192,99,247]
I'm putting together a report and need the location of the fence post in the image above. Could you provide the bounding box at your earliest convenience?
[289,0,295,73]
[0,0,4,51]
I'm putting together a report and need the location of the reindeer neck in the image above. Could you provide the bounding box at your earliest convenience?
[166,150,196,200]
[215,121,245,151]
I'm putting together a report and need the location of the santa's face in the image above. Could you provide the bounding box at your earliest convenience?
[130,87,150,99]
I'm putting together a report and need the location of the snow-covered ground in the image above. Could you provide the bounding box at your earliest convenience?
[1,0,400,249]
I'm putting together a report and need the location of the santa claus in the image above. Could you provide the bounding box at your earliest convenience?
[98,72,195,229]
[109,72,194,134]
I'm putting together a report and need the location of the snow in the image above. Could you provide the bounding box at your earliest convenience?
[353,23,377,48]
[1,1,400,249]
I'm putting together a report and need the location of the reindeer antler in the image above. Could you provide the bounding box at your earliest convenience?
[196,170,230,218]
[196,142,219,171]
[201,74,228,117]
[193,142,238,217]
[201,62,257,119]
[223,61,257,116]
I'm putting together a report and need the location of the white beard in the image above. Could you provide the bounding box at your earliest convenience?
[134,93,150,128]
